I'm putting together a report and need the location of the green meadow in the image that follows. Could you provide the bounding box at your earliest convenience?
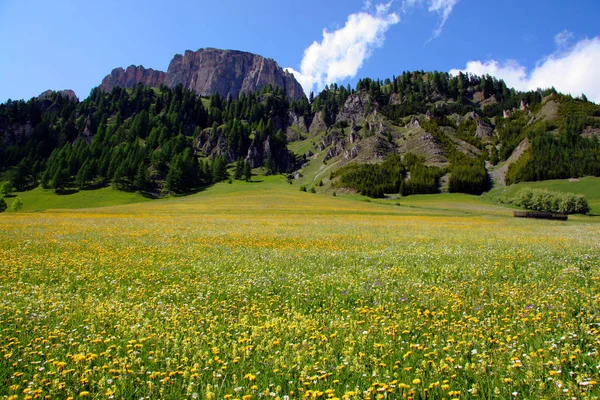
[0,177,599,399]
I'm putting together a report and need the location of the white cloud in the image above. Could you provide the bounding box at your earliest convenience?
[403,0,460,39]
[285,3,399,95]
[449,36,600,103]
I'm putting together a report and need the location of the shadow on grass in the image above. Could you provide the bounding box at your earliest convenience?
[80,182,111,190]
[55,188,79,195]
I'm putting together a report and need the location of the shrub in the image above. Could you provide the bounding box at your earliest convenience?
[11,197,23,212]
[514,188,589,214]
[1,182,13,197]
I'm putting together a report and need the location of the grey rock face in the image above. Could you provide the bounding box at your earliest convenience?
[99,48,305,101]
[337,92,372,124]
[38,89,79,102]
[165,48,304,100]
[99,65,166,92]
[475,119,495,138]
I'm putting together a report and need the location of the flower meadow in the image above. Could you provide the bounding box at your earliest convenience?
[0,190,599,399]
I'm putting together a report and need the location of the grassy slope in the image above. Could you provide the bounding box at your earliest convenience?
[2,172,598,220]
[1,185,151,213]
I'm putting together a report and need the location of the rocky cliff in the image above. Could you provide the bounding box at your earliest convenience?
[38,89,79,102]
[99,48,305,100]
[99,65,166,92]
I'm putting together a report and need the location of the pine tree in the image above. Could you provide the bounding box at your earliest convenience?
[165,157,183,193]
[112,163,128,190]
[75,160,93,189]
[234,158,244,180]
[134,162,148,191]
[243,161,252,182]
[264,156,274,175]
[212,157,228,183]
[53,168,70,193]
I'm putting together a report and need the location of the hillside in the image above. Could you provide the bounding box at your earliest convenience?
[1,66,599,201]
[293,73,600,197]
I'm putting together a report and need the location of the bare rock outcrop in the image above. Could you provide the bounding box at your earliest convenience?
[344,145,360,160]
[337,92,373,123]
[475,119,495,138]
[286,111,311,141]
[309,112,328,136]
[324,139,346,161]
[100,65,166,92]
[405,117,421,129]
[99,48,305,101]
[399,130,448,167]
[38,89,79,102]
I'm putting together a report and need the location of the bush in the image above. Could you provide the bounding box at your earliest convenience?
[1,182,13,197]
[0,198,6,213]
[514,188,589,214]
[300,185,307,192]
[11,197,23,212]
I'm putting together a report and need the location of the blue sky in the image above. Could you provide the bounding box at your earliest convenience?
[1,0,599,102]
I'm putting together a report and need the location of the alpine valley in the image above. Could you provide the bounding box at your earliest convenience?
[1,48,599,199]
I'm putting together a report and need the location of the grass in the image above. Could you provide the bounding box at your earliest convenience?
[287,134,320,158]
[1,185,151,212]
[0,178,599,399]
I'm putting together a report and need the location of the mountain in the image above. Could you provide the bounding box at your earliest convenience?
[1,68,599,198]
[38,89,78,102]
[99,48,305,101]
[295,73,600,196]
[99,66,166,92]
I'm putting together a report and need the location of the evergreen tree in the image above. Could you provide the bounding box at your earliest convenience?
[264,155,274,175]
[53,168,70,193]
[165,159,183,193]
[243,161,252,182]
[75,160,93,189]
[234,158,244,180]
[112,163,129,190]
[133,162,148,191]
[211,156,229,183]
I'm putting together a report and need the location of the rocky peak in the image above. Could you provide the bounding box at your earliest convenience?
[38,89,78,102]
[99,65,166,92]
[165,48,304,100]
[99,48,305,101]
